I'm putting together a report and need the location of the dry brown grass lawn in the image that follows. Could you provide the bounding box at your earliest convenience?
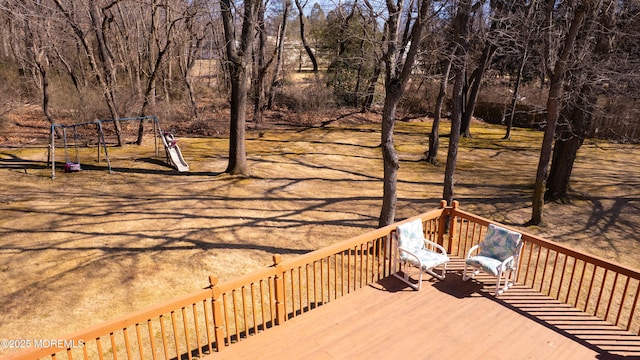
[0,116,639,355]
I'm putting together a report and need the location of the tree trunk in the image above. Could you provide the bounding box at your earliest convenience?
[36,55,63,138]
[530,3,588,225]
[425,54,453,165]
[294,0,318,72]
[378,0,431,227]
[361,59,381,112]
[460,44,495,138]
[545,0,614,202]
[88,2,123,145]
[220,0,259,176]
[379,86,401,227]
[443,61,465,205]
[267,2,290,110]
[504,45,528,140]
[545,101,589,201]
[442,0,471,205]
[253,0,268,123]
[226,66,250,175]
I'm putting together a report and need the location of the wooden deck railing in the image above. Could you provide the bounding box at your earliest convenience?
[446,202,640,335]
[3,205,448,360]
[4,200,638,360]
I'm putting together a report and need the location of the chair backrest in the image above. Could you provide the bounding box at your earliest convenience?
[479,224,522,262]
[396,219,425,251]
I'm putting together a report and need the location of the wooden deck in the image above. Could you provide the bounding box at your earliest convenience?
[207,258,640,360]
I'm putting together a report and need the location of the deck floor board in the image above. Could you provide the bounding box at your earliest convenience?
[206,258,640,359]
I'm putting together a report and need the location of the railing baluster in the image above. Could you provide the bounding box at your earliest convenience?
[627,282,640,333]
[147,319,157,360]
[341,251,345,297]
[564,256,578,304]
[466,221,474,256]
[522,242,534,286]
[297,267,303,316]
[347,247,352,294]
[222,294,230,347]
[181,307,192,360]
[287,269,295,318]
[604,272,619,322]
[109,333,118,360]
[135,323,145,360]
[122,327,132,360]
[82,340,89,360]
[170,312,180,360]
[250,283,258,335]
[96,337,104,360]
[584,264,598,313]
[539,248,550,294]
[305,264,311,311]
[616,276,631,327]
[334,254,339,300]
[595,268,610,317]
[364,243,370,287]
[549,251,561,299]
[575,260,588,309]
[259,281,267,331]
[202,294,214,354]
[313,261,319,307]
[322,257,326,304]
[242,287,249,338]
[269,276,276,327]
[192,303,202,358]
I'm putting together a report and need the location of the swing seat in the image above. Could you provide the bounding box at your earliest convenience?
[64,162,82,172]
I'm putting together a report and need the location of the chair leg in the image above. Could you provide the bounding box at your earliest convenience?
[392,262,421,291]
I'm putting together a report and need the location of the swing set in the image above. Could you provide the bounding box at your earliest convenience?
[48,116,185,179]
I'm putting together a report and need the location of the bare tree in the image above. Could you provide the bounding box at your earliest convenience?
[442,0,475,206]
[6,1,61,136]
[424,47,454,165]
[267,0,290,110]
[545,0,618,201]
[220,0,260,175]
[293,0,318,72]
[253,0,271,123]
[530,1,590,225]
[52,0,125,145]
[177,5,209,122]
[378,0,432,227]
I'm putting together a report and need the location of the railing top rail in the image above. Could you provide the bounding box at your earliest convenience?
[451,207,640,279]
[214,264,279,294]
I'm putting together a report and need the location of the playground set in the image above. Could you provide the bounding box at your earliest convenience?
[47,116,189,179]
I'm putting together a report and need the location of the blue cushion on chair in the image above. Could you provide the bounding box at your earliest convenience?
[396,219,425,253]
[465,255,503,276]
[413,250,449,270]
[478,224,522,262]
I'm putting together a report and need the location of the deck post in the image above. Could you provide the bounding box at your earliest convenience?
[209,276,227,351]
[447,201,459,253]
[272,255,286,326]
[437,200,447,246]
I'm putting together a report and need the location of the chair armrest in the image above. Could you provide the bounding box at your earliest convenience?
[397,247,424,267]
[423,239,447,255]
[499,255,516,271]
[465,244,480,259]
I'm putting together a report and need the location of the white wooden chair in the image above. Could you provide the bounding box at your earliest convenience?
[462,224,523,296]
[393,218,449,290]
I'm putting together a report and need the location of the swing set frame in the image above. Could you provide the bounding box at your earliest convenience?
[48,116,162,179]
